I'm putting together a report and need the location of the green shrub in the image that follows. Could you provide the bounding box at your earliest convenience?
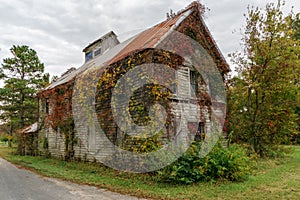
[123,132,162,153]
[263,145,295,158]
[158,142,254,184]
[1,137,8,142]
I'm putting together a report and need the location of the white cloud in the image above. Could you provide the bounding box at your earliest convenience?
[0,0,299,77]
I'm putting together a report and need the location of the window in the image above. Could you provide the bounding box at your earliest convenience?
[85,51,93,62]
[94,48,101,57]
[198,122,205,134]
[88,125,96,152]
[190,70,197,97]
[170,81,177,95]
[194,122,205,141]
[45,98,49,114]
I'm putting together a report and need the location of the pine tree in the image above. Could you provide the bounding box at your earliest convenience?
[0,45,49,141]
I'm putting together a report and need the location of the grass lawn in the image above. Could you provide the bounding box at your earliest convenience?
[0,143,299,200]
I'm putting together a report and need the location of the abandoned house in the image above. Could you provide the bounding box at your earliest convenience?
[36,1,229,162]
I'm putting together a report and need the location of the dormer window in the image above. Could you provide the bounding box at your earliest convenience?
[85,51,93,62]
[94,48,101,57]
[82,31,120,63]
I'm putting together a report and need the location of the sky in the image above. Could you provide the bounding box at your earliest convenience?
[0,0,299,78]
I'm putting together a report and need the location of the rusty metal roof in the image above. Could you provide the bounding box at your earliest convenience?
[20,122,38,134]
[108,8,192,65]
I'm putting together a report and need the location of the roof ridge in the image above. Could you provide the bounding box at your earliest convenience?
[168,1,205,20]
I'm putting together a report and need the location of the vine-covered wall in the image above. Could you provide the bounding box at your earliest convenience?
[36,4,228,161]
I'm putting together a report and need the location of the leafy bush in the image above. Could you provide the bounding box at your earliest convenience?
[123,132,162,153]
[263,145,295,158]
[158,142,254,184]
[1,136,8,142]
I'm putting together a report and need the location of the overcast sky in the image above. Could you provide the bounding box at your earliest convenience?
[0,0,299,77]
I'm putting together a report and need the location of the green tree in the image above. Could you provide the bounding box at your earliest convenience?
[0,45,49,141]
[290,14,300,141]
[291,13,300,40]
[228,1,299,157]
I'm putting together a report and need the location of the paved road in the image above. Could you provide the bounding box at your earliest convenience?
[0,157,146,200]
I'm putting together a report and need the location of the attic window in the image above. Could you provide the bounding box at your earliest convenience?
[85,51,93,62]
[45,98,49,114]
[190,70,197,97]
[94,48,101,57]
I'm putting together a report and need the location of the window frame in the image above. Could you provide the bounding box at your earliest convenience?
[189,69,198,97]
[85,51,93,62]
[94,48,101,57]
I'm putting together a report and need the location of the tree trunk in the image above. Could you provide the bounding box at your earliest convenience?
[8,125,13,148]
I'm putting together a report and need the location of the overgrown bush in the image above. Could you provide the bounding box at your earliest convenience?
[262,145,295,158]
[123,131,163,153]
[1,136,8,142]
[158,142,254,184]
